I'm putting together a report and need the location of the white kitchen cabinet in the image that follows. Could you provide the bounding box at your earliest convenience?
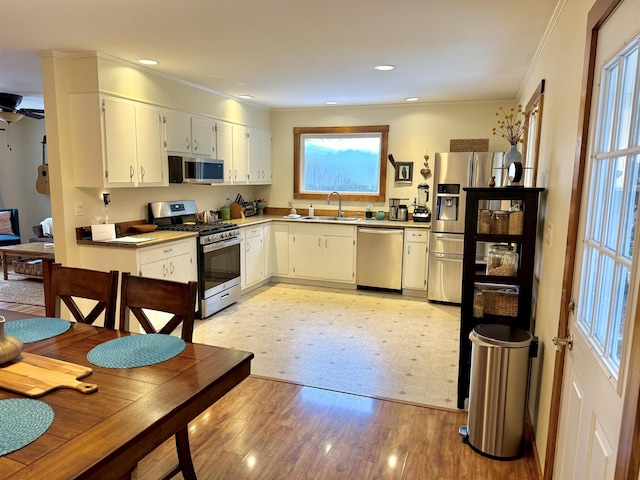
[228,125,271,185]
[190,115,216,157]
[241,225,264,290]
[402,228,429,291]
[264,222,289,277]
[215,120,233,180]
[135,103,166,185]
[139,246,194,283]
[229,124,249,184]
[248,127,272,184]
[69,94,166,187]
[165,110,216,157]
[77,236,198,330]
[291,224,356,283]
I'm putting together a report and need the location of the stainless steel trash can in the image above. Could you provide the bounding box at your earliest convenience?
[463,324,533,459]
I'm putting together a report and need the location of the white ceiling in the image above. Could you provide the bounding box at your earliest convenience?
[0,0,560,111]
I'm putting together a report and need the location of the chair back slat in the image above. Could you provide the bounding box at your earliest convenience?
[44,262,119,328]
[119,272,198,342]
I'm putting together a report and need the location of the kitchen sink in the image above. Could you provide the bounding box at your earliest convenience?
[301,216,360,222]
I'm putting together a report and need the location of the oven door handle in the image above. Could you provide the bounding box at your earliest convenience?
[202,236,241,254]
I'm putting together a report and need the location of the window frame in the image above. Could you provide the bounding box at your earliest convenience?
[293,125,389,202]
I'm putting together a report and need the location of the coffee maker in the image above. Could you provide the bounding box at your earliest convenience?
[389,198,409,221]
[413,183,431,222]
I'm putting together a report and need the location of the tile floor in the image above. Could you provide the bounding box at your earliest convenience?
[194,283,461,408]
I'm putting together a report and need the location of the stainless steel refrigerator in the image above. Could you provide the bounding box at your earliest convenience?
[427,151,504,303]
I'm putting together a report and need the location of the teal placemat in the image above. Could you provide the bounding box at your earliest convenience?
[4,317,71,343]
[0,398,55,456]
[87,334,186,368]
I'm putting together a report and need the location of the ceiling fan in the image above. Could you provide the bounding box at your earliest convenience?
[0,93,45,123]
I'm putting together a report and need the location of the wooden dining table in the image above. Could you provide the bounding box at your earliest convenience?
[0,308,254,479]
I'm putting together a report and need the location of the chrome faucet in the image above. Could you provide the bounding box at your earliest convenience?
[327,191,344,217]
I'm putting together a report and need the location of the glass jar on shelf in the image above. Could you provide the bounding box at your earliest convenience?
[490,210,510,234]
[486,243,518,276]
[477,209,491,234]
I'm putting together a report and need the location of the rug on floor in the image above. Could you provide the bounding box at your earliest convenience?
[0,267,45,306]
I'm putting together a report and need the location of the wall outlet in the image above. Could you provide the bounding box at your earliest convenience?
[74,201,84,217]
[544,222,552,246]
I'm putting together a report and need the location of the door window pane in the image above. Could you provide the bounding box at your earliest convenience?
[589,158,608,243]
[579,246,599,330]
[622,154,640,259]
[603,156,626,251]
[607,264,629,368]
[599,63,618,152]
[614,45,638,150]
[593,254,615,347]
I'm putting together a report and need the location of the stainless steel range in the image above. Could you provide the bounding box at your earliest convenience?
[148,200,241,318]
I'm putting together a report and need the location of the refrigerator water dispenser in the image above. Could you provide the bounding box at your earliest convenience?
[435,184,461,222]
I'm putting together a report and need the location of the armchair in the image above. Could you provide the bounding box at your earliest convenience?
[0,208,21,247]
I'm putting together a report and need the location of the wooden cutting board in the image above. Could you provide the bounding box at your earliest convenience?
[0,352,97,397]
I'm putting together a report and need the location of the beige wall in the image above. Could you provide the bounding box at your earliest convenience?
[270,101,514,214]
[517,0,594,469]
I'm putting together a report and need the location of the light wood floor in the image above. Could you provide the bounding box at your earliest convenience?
[0,302,542,479]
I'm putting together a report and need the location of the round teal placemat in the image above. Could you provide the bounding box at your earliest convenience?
[87,334,186,368]
[0,398,55,456]
[4,317,71,343]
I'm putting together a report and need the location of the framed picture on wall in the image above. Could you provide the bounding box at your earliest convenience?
[394,162,413,184]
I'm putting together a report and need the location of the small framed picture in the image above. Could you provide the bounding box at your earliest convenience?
[394,162,413,184]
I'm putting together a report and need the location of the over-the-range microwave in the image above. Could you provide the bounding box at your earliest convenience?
[168,155,224,184]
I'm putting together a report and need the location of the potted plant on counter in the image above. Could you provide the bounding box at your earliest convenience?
[255,198,267,215]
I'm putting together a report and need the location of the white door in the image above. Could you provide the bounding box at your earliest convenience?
[555,1,640,478]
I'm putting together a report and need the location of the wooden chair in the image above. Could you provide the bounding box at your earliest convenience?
[118,272,199,480]
[118,272,198,342]
[43,261,119,328]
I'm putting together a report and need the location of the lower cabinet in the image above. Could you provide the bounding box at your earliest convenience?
[139,242,195,283]
[291,224,356,283]
[402,228,429,291]
[77,237,198,331]
[264,222,289,277]
[241,225,265,290]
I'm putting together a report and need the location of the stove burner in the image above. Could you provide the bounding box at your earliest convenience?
[156,221,239,245]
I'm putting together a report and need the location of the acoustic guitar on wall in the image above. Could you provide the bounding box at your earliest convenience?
[36,135,49,195]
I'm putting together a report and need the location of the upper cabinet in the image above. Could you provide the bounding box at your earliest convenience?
[229,125,249,184]
[249,127,272,184]
[69,94,167,188]
[227,125,272,185]
[165,110,216,158]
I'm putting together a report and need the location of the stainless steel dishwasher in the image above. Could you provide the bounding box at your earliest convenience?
[356,227,404,290]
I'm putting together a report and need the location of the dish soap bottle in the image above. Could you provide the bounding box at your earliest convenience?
[309,204,314,216]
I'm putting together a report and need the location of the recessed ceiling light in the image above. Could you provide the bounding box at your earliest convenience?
[374,65,395,71]
[138,59,158,66]
[238,95,254,99]
[405,97,420,102]
[326,101,338,105]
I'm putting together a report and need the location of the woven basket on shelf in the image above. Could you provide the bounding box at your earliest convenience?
[483,289,519,317]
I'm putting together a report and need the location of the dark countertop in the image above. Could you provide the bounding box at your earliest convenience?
[76,215,429,250]
[76,231,198,249]
[228,214,431,229]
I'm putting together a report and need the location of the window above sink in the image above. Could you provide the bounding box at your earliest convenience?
[293,125,389,203]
